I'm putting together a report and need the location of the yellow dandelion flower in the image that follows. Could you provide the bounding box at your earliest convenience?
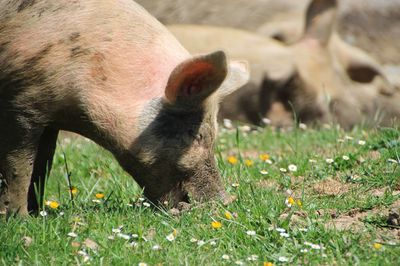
[69,186,78,195]
[288,197,295,205]
[227,156,238,165]
[224,211,233,220]
[259,153,270,161]
[211,221,222,229]
[264,262,274,266]
[49,201,60,209]
[172,229,178,237]
[95,193,105,199]
[373,243,382,250]
[244,159,254,167]
[296,199,302,207]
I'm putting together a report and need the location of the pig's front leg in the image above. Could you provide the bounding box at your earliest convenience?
[0,121,41,216]
[27,128,59,214]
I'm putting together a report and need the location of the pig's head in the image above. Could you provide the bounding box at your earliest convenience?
[122,51,249,207]
[262,0,392,128]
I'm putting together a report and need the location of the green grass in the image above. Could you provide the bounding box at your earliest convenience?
[1,124,399,265]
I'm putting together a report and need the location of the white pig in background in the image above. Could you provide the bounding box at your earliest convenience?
[137,0,400,64]
[0,0,249,216]
[169,0,399,128]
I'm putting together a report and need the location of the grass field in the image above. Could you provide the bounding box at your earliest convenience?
[1,124,399,265]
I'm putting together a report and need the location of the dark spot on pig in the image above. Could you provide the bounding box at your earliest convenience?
[69,32,80,42]
[37,8,46,17]
[71,46,81,57]
[90,52,107,81]
[70,46,90,58]
[0,41,10,55]
[0,44,52,114]
[52,6,64,13]
[18,0,36,12]
[103,37,113,42]
[25,44,53,67]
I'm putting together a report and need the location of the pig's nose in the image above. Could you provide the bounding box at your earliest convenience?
[219,190,237,205]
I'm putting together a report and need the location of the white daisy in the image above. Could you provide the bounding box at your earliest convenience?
[67,232,77,238]
[358,140,366,146]
[288,164,297,172]
[278,256,289,262]
[246,230,256,236]
[325,158,334,164]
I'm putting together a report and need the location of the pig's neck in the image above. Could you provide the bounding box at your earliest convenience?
[80,84,165,157]
[72,29,189,156]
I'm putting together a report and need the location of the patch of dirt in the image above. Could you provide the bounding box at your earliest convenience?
[313,178,353,196]
[325,200,400,239]
[376,228,400,243]
[369,187,400,197]
[240,150,262,159]
[279,211,308,227]
[256,179,281,190]
[325,215,365,231]
[366,150,381,160]
[388,208,400,226]
[290,175,305,188]
[395,182,400,191]
[83,238,99,251]
[286,189,303,199]
[315,209,339,218]
[388,200,400,227]
[145,228,157,241]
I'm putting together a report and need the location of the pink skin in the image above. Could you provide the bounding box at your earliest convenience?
[0,0,249,215]
[7,0,190,150]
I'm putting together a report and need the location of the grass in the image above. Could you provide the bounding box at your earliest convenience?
[1,124,399,265]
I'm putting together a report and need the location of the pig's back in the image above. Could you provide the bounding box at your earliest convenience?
[168,24,282,64]
[0,0,189,101]
[168,24,294,85]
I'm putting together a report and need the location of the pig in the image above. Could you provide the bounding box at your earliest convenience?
[337,0,400,65]
[136,0,400,64]
[135,0,306,31]
[256,0,400,65]
[0,0,249,216]
[168,0,398,128]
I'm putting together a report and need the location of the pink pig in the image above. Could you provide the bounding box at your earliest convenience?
[0,0,249,215]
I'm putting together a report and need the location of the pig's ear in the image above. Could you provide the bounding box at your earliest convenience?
[303,0,338,45]
[217,60,250,98]
[165,51,228,107]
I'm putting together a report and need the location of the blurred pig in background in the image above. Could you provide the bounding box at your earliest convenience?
[168,0,399,128]
[137,0,400,64]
